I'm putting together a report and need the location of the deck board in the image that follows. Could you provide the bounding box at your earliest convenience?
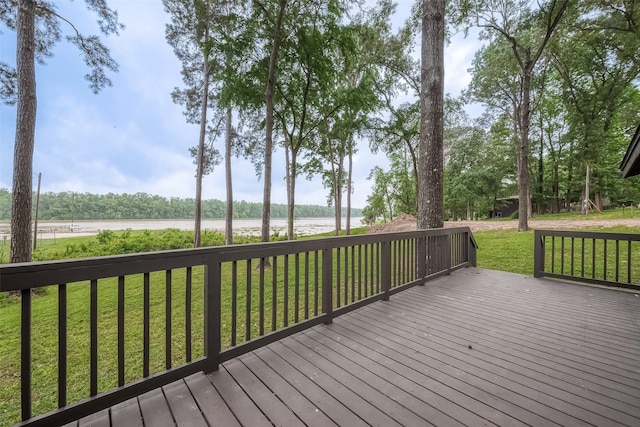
[78,267,639,427]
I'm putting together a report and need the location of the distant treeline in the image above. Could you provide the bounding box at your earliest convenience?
[0,189,362,221]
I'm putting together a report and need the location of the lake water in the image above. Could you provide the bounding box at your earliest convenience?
[0,217,365,240]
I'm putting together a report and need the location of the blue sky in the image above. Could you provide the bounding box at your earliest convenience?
[0,0,479,209]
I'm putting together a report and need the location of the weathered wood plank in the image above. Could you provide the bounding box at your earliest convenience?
[110,397,143,427]
[238,352,338,427]
[77,409,109,427]
[385,297,640,408]
[209,364,272,427]
[137,388,175,427]
[352,304,640,425]
[267,340,403,427]
[281,335,445,427]
[253,346,369,427]
[184,372,240,427]
[224,358,304,426]
[298,329,518,427]
[163,380,207,427]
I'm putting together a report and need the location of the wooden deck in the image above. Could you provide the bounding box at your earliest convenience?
[67,268,640,427]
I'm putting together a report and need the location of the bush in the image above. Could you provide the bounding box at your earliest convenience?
[510,210,519,219]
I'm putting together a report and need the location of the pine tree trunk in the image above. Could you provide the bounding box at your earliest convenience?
[262,0,287,243]
[417,0,445,230]
[225,106,233,245]
[194,51,209,248]
[10,0,37,264]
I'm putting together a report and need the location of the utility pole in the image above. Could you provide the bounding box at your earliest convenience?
[33,172,41,250]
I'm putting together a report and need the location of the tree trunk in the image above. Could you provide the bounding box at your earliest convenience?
[194,50,209,248]
[286,147,297,241]
[346,136,353,235]
[517,69,532,231]
[262,0,287,243]
[225,106,233,245]
[417,0,445,230]
[10,0,37,264]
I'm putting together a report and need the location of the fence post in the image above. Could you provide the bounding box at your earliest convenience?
[381,241,391,300]
[322,248,333,324]
[204,258,221,373]
[534,230,544,278]
[417,235,427,285]
[467,231,477,267]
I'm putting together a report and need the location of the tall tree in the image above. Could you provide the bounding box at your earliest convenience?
[417,0,445,229]
[164,0,225,247]
[451,0,571,230]
[1,0,122,263]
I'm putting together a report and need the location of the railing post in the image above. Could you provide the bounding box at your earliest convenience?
[322,248,333,324]
[204,258,221,373]
[381,241,391,300]
[534,230,544,278]
[417,235,427,285]
[467,232,477,267]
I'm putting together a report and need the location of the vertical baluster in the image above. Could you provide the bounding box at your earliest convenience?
[615,240,620,283]
[186,267,192,362]
[314,251,319,316]
[165,271,172,370]
[344,246,349,305]
[304,252,309,320]
[376,243,381,293]
[392,241,397,288]
[118,276,126,386]
[143,274,150,378]
[592,239,596,279]
[358,245,362,299]
[551,236,555,273]
[21,288,31,421]
[259,258,265,336]
[560,237,565,275]
[283,255,289,327]
[58,284,67,408]
[350,246,355,302]
[628,241,632,284]
[246,259,252,341]
[90,279,98,395]
[294,254,300,323]
[364,244,369,297]
[603,239,608,281]
[231,261,237,346]
[581,238,585,277]
[272,256,278,332]
[570,238,575,276]
[404,239,409,283]
[336,248,341,308]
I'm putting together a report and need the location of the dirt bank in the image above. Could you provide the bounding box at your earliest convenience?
[367,213,640,233]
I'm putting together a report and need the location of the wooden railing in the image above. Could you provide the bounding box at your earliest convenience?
[534,229,640,290]
[0,227,476,427]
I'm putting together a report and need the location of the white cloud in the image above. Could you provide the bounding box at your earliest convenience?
[0,1,481,213]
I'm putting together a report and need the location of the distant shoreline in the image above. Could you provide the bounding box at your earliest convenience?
[0,217,365,240]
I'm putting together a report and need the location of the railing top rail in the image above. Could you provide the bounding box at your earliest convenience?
[534,229,640,241]
[0,227,475,292]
